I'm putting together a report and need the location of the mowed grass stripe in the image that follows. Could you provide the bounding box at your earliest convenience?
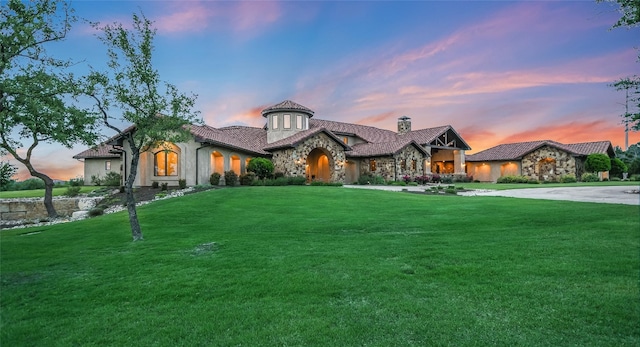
[1,186,638,346]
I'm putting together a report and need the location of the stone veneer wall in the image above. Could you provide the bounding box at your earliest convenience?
[0,197,100,221]
[521,146,576,181]
[395,145,425,178]
[358,145,426,181]
[271,132,346,182]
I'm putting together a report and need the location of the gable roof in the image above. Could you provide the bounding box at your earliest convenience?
[310,119,398,143]
[466,140,613,162]
[401,125,472,150]
[263,127,351,151]
[73,143,121,159]
[348,140,428,158]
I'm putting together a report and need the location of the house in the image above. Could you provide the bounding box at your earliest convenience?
[73,143,122,184]
[465,140,615,182]
[74,100,471,186]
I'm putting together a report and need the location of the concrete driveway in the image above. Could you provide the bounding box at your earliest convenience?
[459,186,639,205]
[344,185,640,205]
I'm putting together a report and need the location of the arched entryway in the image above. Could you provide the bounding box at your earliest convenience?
[306,148,333,182]
[211,151,224,175]
[538,158,556,181]
[230,155,241,174]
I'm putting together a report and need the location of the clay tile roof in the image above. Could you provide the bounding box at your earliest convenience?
[263,127,351,151]
[309,119,398,143]
[261,100,315,117]
[465,140,612,162]
[347,140,428,158]
[189,125,269,155]
[565,141,614,156]
[73,143,121,159]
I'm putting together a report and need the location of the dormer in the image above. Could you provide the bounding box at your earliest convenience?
[262,100,314,143]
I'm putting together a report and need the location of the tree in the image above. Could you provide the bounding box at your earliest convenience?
[585,153,612,173]
[611,76,640,134]
[610,157,628,177]
[0,160,17,190]
[598,0,640,29]
[0,0,99,218]
[86,12,200,241]
[247,157,275,179]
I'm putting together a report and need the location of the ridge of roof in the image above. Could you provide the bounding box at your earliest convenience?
[466,140,612,162]
[263,127,351,151]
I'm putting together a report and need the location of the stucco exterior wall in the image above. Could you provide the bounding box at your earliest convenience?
[466,161,522,182]
[521,146,576,181]
[83,158,121,185]
[271,132,346,182]
[266,111,310,143]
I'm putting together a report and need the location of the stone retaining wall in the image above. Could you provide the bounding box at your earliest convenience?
[0,197,100,221]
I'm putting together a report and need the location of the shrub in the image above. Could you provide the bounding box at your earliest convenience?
[560,174,577,183]
[88,207,104,217]
[104,172,122,187]
[65,186,81,197]
[414,175,430,184]
[610,158,628,178]
[119,186,125,193]
[247,158,275,179]
[629,174,640,181]
[358,174,382,185]
[224,170,238,186]
[151,181,159,189]
[585,153,611,173]
[408,182,418,186]
[441,176,454,184]
[239,172,256,186]
[527,178,540,184]
[402,175,411,183]
[274,172,285,179]
[497,175,529,183]
[178,179,187,189]
[90,175,103,186]
[431,174,441,183]
[445,187,457,194]
[581,172,599,182]
[210,173,221,186]
[390,181,407,186]
[610,177,621,181]
[69,177,84,186]
[288,176,307,185]
[161,182,168,191]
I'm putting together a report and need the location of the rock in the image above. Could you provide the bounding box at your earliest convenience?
[72,211,89,220]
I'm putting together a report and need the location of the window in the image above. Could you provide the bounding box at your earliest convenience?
[343,137,348,144]
[284,114,291,129]
[400,159,406,170]
[296,115,302,129]
[272,115,278,129]
[411,159,417,170]
[105,161,111,171]
[155,150,178,176]
[369,159,377,172]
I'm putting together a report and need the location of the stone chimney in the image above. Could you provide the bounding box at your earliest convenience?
[398,116,411,135]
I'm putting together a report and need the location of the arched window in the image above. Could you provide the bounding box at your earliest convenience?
[155,150,178,176]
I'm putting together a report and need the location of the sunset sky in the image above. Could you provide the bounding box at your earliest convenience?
[4,0,639,181]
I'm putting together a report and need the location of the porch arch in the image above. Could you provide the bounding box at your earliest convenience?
[211,151,224,175]
[306,148,333,182]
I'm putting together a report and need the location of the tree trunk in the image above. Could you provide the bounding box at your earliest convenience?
[126,151,143,241]
[28,167,58,218]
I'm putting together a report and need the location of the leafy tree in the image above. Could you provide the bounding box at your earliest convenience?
[611,76,640,132]
[610,157,628,177]
[598,0,640,28]
[585,153,612,173]
[0,0,99,217]
[247,157,275,179]
[86,12,200,241]
[0,160,17,190]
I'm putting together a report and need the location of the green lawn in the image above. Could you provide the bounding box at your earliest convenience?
[1,187,638,346]
[453,180,640,190]
[0,186,96,199]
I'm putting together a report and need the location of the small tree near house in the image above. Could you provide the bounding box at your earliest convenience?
[584,153,612,174]
[247,157,274,179]
[85,12,200,241]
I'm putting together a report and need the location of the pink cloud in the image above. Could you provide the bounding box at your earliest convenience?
[154,2,213,33]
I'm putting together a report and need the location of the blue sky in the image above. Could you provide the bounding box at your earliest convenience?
[4,0,639,180]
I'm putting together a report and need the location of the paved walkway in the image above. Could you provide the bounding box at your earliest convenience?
[343,185,640,205]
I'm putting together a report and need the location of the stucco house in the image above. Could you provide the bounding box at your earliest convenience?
[465,140,615,182]
[73,143,122,184]
[74,100,471,186]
